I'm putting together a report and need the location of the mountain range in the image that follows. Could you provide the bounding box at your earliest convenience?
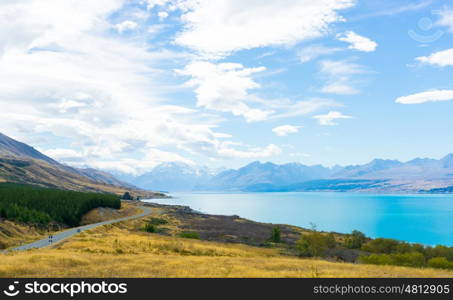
[121,156,453,193]
[2,131,453,194]
[0,132,160,197]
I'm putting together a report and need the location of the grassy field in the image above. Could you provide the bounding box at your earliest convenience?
[1,210,452,278]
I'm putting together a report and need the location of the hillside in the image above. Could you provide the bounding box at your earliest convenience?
[0,133,161,198]
[0,133,60,166]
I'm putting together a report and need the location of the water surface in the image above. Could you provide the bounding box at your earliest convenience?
[145,192,453,246]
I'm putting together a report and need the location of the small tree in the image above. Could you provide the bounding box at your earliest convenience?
[345,230,367,249]
[297,232,328,257]
[270,226,281,243]
[121,192,133,200]
[326,233,336,248]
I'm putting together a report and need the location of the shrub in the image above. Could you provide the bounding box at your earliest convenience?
[360,254,393,265]
[178,231,200,239]
[270,226,281,243]
[325,233,337,248]
[391,252,425,268]
[344,230,367,249]
[361,238,400,254]
[425,246,453,261]
[297,232,328,257]
[143,224,156,233]
[148,217,168,225]
[427,257,453,269]
[360,252,425,268]
[121,192,133,200]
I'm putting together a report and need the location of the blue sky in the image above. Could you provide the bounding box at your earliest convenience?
[1,0,453,174]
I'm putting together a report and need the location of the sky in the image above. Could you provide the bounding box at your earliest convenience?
[1,0,453,175]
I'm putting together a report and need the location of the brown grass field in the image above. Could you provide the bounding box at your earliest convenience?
[1,208,453,278]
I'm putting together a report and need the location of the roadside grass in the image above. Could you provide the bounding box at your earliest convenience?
[1,221,453,278]
[0,201,141,250]
[0,220,47,249]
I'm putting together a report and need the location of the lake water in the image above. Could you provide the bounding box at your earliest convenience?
[145,192,453,246]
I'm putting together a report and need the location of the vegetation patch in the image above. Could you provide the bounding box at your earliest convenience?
[0,183,120,226]
[178,231,200,239]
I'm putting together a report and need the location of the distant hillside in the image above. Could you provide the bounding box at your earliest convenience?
[0,132,162,198]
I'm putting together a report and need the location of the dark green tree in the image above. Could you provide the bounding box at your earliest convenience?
[270,226,281,243]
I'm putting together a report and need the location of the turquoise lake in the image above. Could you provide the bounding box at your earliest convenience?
[145,192,453,246]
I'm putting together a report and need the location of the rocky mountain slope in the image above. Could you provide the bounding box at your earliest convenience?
[0,132,159,197]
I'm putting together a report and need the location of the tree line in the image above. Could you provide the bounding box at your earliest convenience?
[0,183,121,226]
[296,229,453,270]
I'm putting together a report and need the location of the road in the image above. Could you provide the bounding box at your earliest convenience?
[9,206,152,252]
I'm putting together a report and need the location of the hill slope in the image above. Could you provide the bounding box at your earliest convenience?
[0,133,161,197]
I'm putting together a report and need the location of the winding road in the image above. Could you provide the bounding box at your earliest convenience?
[9,206,152,252]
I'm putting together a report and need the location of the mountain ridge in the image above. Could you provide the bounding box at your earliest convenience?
[0,132,159,197]
[120,155,453,193]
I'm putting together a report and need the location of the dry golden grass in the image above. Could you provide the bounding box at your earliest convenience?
[80,202,141,225]
[0,220,47,249]
[1,220,453,278]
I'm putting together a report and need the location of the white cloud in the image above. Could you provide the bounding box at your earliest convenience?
[322,83,358,95]
[395,90,453,104]
[176,61,272,122]
[313,111,352,125]
[145,0,172,11]
[319,59,367,95]
[271,98,342,119]
[0,0,286,175]
[416,48,453,67]
[115,20,138,33]
[437,7,453,32]
[272,125,302,137]
[158,11,169,20]
[337,31,377,52]
[298,45,342,63]
[171,0,356,57]
[42,148,84,160]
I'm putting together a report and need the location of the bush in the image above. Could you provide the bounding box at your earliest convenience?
[427,257,453,269]
[143,223,156,233]
[297,232,328,257]
[270,226,281,243]
[178,231,200,239]
[391,252,425,268]
[344,230,367,249]
[360,252,425,268]
[425,246,453,261]
[361,238,400,254]
[360,254,393,265]
[121,192,133,200]
[427,257,453,270]
[325,233,337,248]
[148,217,168,225]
